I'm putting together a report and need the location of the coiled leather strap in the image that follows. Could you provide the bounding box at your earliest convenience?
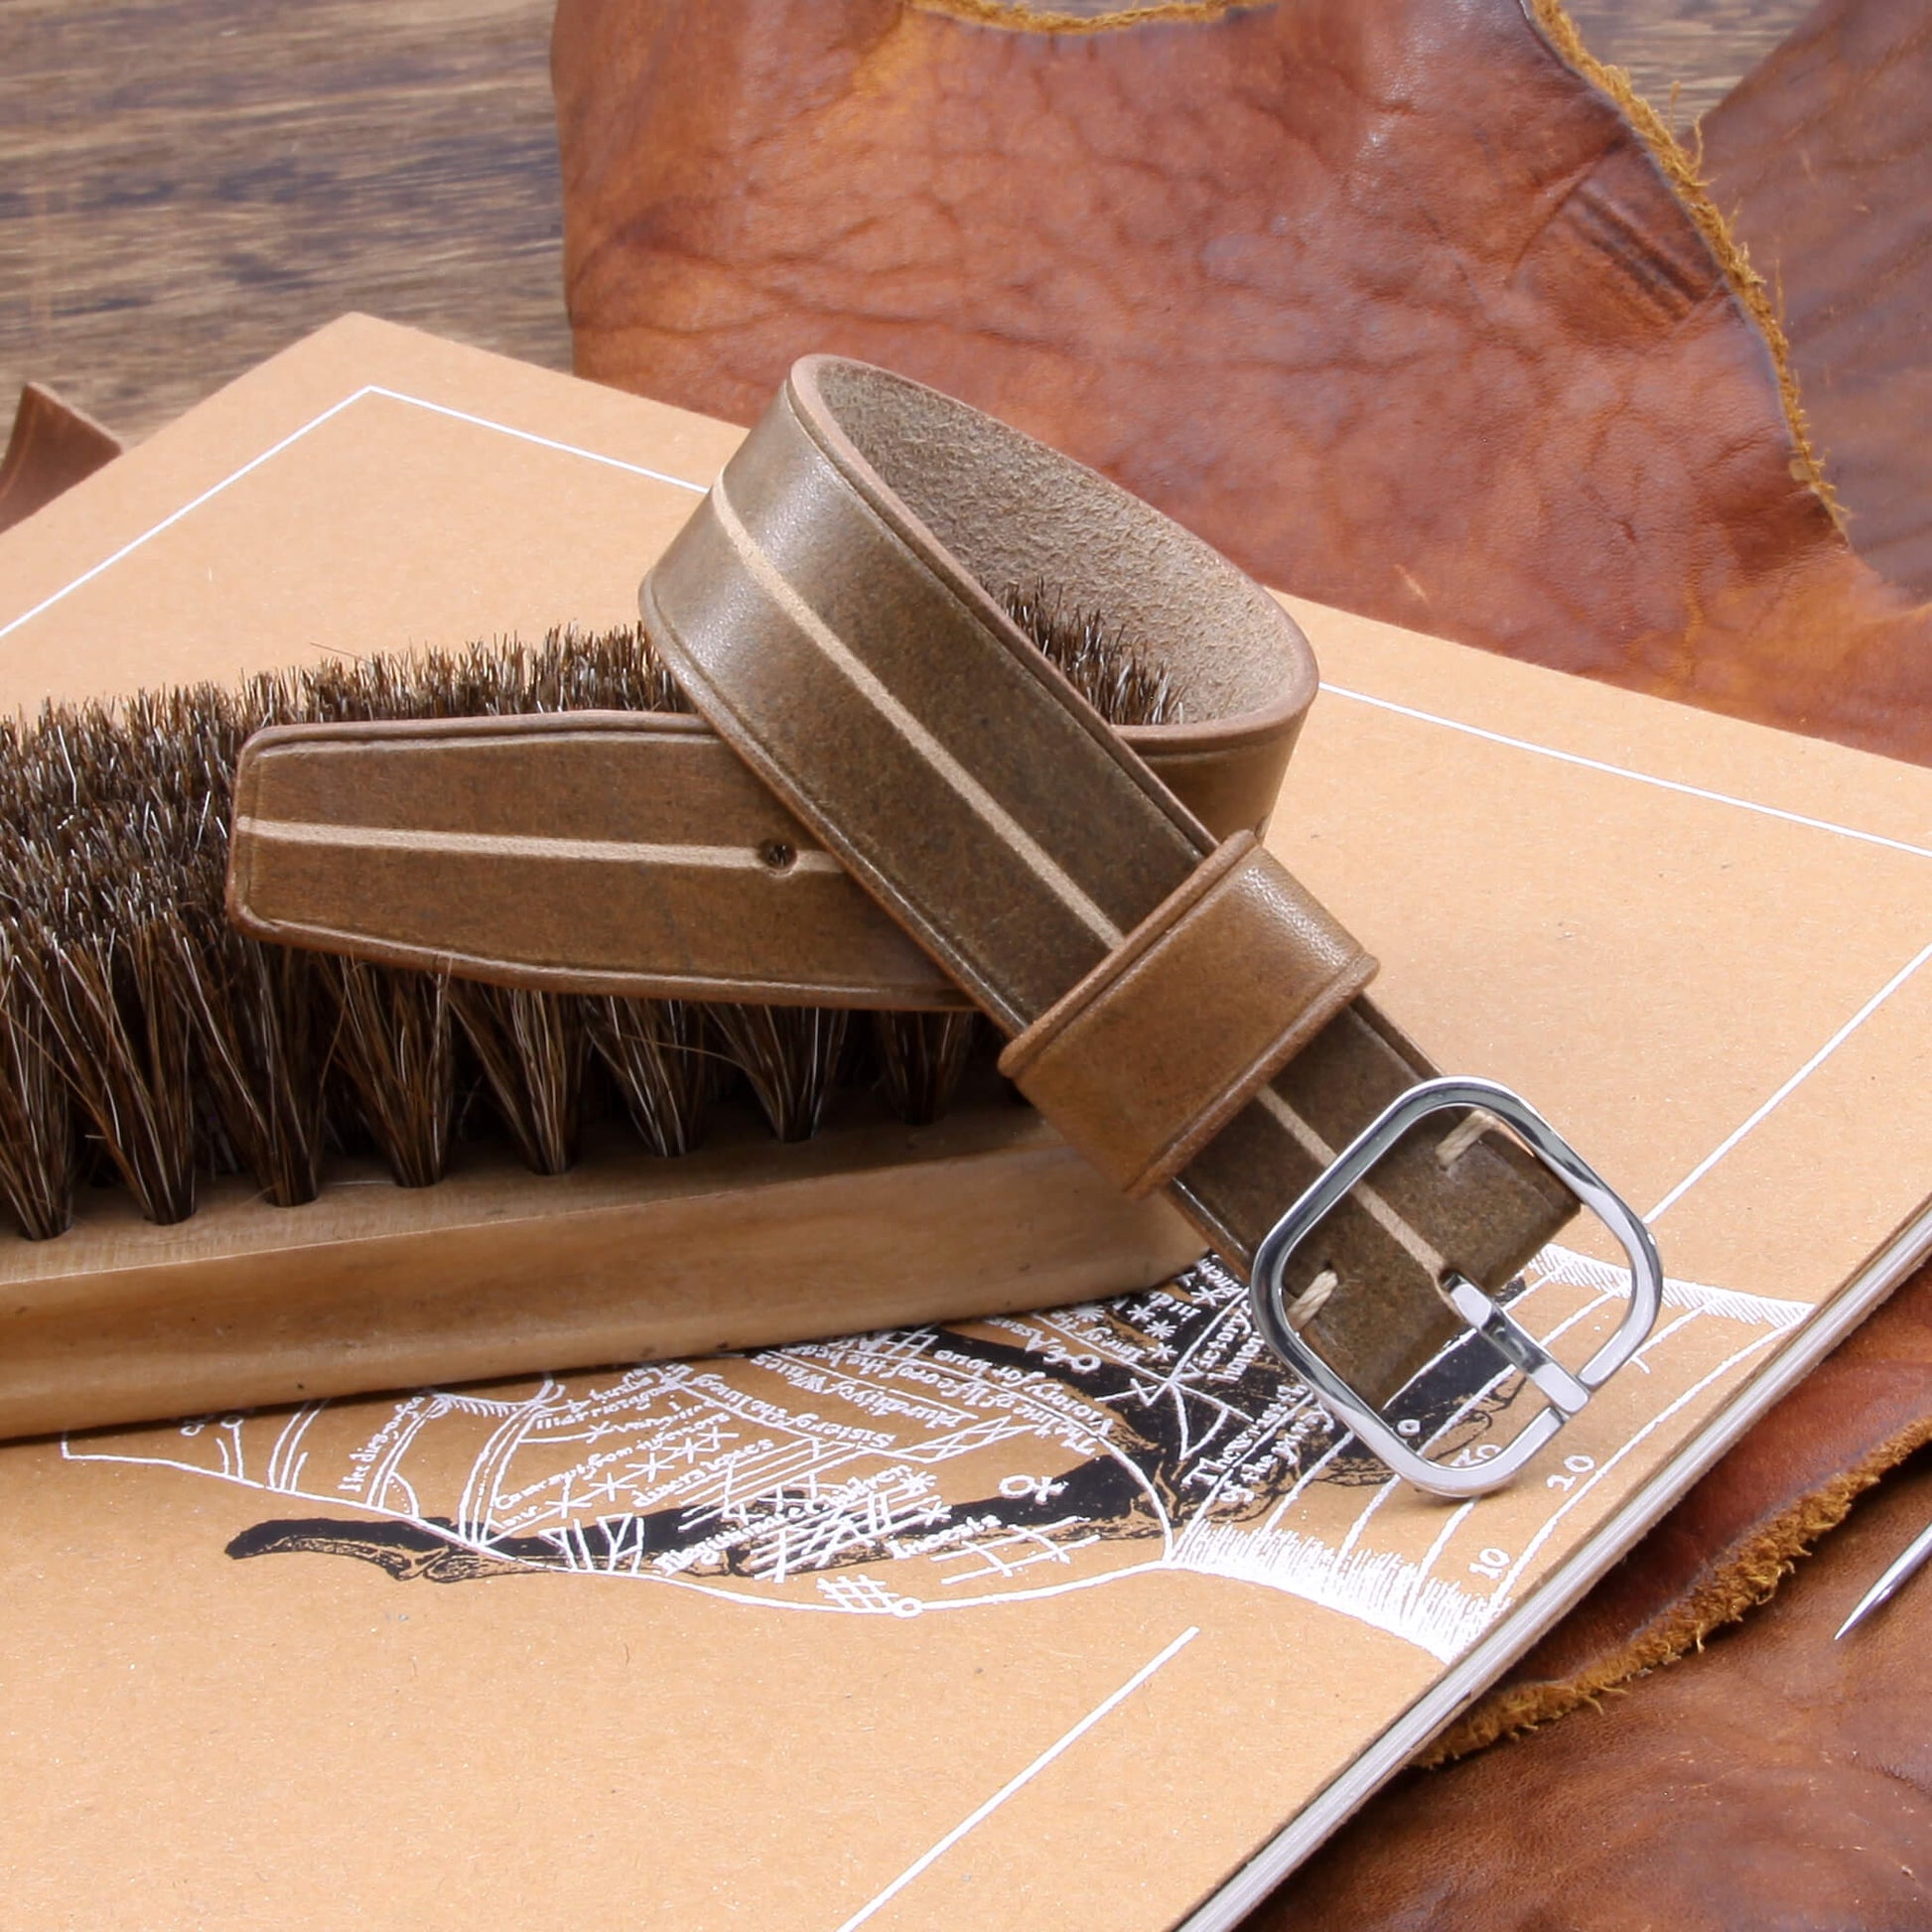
[640,358,1576,1404]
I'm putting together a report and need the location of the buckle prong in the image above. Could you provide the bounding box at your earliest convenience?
[1442,1275,1591,1415]
[1249,1077,1662,1499]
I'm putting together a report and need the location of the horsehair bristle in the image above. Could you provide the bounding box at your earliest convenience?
[873,1011,982,1128]
[0,927,74,1239]
[9,771,203,1227]
[583,995,713,1158]
[1001,579,1181,729]
[327,956,455,1190]
[39,883,202,1225]
[710,1004,851,1144]
[0,606,1172,1241]
[451,982,588,1178]
[179,903,330,1209]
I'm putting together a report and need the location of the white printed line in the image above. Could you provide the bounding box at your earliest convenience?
[1645,937,1932,1224]
[0,385,706,646]
[1411,1499,1477,1589]
[832,1626,1200,1932]
[1492,1323,1786,1607]
[1321,684,1932,867]
[1333,1288,1623,1562]
[362,386,708,494]
[1318,687,1932,1222]
[238,815,844,873]
[0,386,378,643]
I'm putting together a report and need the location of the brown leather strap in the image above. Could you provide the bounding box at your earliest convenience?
[228,684,1311,1010]
[637,357,1576,1404]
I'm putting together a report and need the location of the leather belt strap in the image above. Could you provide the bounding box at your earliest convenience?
[228,357,1577,1406]
[639,357,1575,1405]
[226,697,1311,1012]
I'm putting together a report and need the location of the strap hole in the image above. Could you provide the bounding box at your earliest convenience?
[759,839,797,873]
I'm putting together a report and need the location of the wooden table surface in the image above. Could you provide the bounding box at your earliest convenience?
[1,0,1813,445]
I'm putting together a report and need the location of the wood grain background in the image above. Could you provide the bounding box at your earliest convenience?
[0,0,1811,444]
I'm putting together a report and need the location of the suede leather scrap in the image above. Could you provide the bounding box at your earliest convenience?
[1262,1406,1932,1931]
[1702,0,1932,601]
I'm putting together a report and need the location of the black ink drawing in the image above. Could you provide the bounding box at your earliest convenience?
[67,1246,1795,1660]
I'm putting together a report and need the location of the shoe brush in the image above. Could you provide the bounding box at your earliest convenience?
[0,594,1218,1440]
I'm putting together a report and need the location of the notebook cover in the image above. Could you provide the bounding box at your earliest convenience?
[3,317,1930,1930]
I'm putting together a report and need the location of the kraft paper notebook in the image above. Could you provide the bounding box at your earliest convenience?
[4,318,1932,1931]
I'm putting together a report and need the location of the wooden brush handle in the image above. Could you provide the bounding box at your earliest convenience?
[0,1103,1203,1440]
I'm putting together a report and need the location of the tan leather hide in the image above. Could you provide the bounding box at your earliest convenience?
[553,0,1932,763]
[1702,0,1932,602]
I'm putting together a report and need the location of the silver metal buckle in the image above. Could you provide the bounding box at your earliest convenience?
[1249,1077,1662,1499]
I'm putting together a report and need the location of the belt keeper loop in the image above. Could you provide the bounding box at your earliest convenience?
[998,831,1376,1198]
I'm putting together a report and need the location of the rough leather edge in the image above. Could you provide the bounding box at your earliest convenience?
[1525,0,1844,529]
[910,1,1265,37]
[1418,1409,1932,1765]
[0,382,123,535]
[911,0,1842,525]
